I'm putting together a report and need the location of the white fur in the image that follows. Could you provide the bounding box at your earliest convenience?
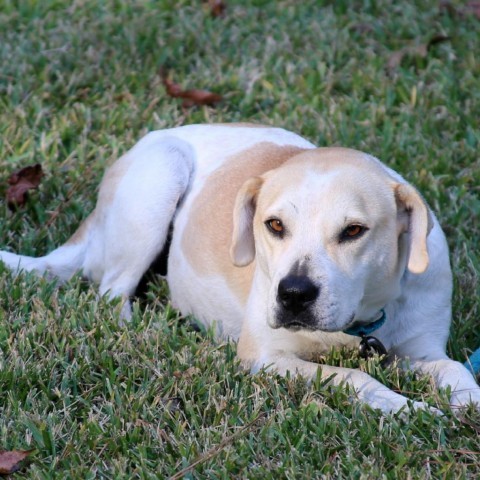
[1,124,478,415]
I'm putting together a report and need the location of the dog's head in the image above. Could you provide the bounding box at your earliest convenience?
[230,148,432,332]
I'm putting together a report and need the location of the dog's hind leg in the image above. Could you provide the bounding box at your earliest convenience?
[86,135,195,318]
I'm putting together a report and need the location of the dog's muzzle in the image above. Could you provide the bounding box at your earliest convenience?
[275,275,319,330]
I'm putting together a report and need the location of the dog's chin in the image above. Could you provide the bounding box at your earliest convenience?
[269,311,355,333]
[269,311,322,332]
[321,313,356,332]
[282,322,319,332]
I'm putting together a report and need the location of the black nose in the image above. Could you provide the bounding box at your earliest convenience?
[277,275,319,313]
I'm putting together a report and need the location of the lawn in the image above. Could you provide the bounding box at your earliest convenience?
[1,0,480,478]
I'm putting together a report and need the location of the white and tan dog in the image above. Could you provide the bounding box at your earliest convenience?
[1,124,479,414]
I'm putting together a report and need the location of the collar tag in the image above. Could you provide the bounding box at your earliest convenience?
[343,309,388,359]
[359,335,388,359]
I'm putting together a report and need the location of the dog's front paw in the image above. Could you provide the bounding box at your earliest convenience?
[450,387,480,413]
[359,390,442,416]
[410,401,443,417]
[380,399,442,417]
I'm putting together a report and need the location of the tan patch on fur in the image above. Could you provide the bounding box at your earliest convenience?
[182,142,308,303]
[282,147,386,174]
[96,153,135,206]
[65,212,95,246]
[237,323,259,367]
[65,153,135,246]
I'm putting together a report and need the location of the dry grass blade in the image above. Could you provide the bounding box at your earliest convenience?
[168,412,268,480]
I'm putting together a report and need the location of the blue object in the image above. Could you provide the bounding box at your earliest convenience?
[343,309,386,337]
[465,347,480,376]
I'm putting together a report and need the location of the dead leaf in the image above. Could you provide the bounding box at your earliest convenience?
[0,450,34,475]
[161,71,222,108]
[6,164,44,209]
[350,23,374,34]
[184,366,201,378]
[207,0,226,17]
[178,89,223,108]
[387,34,450,74]
[387,50,407,73]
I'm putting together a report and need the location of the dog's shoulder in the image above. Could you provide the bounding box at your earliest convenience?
[176,138,311,299]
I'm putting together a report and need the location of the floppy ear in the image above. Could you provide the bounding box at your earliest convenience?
[394,183,433,274]
[230,176,264,267]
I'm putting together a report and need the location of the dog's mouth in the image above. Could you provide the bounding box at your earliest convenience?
[272,312,357,333]
[272,312,324,332]
[282,320,318,332]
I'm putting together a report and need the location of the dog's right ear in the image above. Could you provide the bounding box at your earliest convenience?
[230,176,264,267]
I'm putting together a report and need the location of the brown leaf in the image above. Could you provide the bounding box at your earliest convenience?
[387,35,450,74]
[0,450,34,475]
[178,89,223,107]
[208,0,226,17]
[6,164,44,209]
[162,76,185,98]
[387,49,407,73]
[350,23,374,34]
[161,71,222,107]
[427,34,451,49]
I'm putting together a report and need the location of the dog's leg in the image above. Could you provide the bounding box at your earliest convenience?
[388,229,480,411]
[388,311,480,411]
[407,357,480,411]
[252,354,437,414]
[90,136,195,319]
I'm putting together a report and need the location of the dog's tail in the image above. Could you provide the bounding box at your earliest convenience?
[0,213,93,283]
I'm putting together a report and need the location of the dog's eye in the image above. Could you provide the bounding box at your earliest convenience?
[265,218,284,236]
[340,224,368,242]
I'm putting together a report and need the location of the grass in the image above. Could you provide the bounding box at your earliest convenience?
[1,0,480,477]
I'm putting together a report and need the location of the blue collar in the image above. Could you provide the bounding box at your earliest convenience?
[343,309,386,337]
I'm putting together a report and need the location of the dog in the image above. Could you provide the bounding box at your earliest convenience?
[1,124,479,414]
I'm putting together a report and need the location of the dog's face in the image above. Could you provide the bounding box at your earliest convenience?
[231,148,432,333]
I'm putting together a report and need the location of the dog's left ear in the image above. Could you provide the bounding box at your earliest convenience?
[230,176,264,267]
[394,183,434,274]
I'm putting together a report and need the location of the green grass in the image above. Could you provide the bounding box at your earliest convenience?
[1,0,480,477]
